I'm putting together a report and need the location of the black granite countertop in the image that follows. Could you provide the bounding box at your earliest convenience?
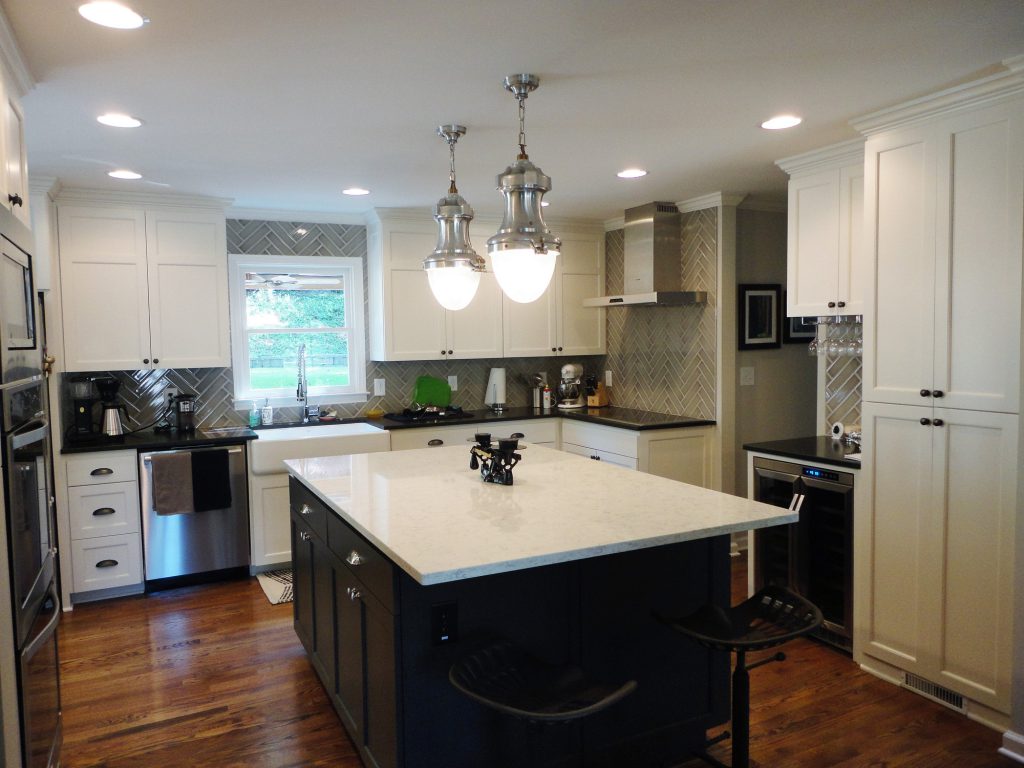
[742,436,862,469]
[61,426,257,454]
[374,405,714,432]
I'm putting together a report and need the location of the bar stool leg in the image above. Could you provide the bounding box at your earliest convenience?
[732,649,750,768]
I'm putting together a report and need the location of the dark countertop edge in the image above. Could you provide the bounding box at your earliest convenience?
[373,407,715,432]
[61,429,257,455]
[743,436,862,469]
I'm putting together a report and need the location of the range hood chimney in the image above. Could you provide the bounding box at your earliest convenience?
[584,202,707,307]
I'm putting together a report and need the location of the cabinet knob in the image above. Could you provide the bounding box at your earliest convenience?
[440,350,446,356]
[447,349,453,355]
[300,504,313,516]
[551,347,557,352]
[427,439,444,447]
[347,586,362,601]
[557,346,563,352]
[8,193,22,207]
[299,531,312,541]
[933,418,944,427]
[346,551,364,566]
[827,301,837,308]
[153,358,159,365]
[932,390,944,398]
[96,559,118,568]
[920,418,932,426]
[143,358,150,364]
[837,301,846,308]
[920,389,931,397]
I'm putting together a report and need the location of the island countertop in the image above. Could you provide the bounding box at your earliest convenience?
[285,444,794,585]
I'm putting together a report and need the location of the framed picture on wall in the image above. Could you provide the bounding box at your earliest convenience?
[738,284,781,350]
[784,315,817,343]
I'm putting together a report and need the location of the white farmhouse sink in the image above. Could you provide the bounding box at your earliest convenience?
[250,422,391,475]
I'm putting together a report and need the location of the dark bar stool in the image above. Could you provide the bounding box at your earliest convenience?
[657,585,823,768]
[449,640,637,763]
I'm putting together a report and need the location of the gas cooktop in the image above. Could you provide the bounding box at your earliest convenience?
[383,405,475,423]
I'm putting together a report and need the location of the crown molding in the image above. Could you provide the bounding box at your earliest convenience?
[677,192,747,213]
[603,216,625,232]
[55,186,233,210]
[0,5,33,96]
[29,175,62,200]
[776,137,864,175]
[852,54,1024,136]
[226,206,367,226]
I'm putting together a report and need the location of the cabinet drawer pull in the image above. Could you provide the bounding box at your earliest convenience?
[932,418,944,427]
[510,432,525,439]
[920,418,932,426]
[920,389,931,397]
[347,586,362,601]
[932,390,944,398]
[427,439,444,447]
[92,507,116,516]
[346,551,364,566]
[299,531,312,542]
[96,559,118,569]
[90,467,114,476]
[300,504,313,516]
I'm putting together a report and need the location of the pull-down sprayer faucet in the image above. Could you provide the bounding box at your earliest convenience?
[297,343,309,423]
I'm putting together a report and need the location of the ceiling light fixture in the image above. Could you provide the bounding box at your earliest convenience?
[78,2,147,29]
[97,112,142,128]
[342,187,370,196]
[108,169,141,180]
[423,125,485,311]
[617,168,648,179]
[761,115,802,130]
[487,74,560,304]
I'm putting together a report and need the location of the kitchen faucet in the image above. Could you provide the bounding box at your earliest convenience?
[297,343,308,422]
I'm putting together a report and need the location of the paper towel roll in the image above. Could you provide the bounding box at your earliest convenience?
[484,368,506,409]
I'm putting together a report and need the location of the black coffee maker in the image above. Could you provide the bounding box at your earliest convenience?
[68,376,97,436]
[94,377,127,437]
[175,393,197,433]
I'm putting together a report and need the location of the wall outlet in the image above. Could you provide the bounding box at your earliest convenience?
[448,375,458,391]
[431,602,458,645]
[373,378,386,396]
[740,367,756,386]
[605,370,613,387]
[164,386,178,406]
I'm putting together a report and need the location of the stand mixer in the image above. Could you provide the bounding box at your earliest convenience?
[556,363,585,409]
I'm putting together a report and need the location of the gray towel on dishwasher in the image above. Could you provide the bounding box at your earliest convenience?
[151,452,194,515]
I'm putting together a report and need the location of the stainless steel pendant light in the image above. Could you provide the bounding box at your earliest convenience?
[487,74,560,304]
[423,124,486,311]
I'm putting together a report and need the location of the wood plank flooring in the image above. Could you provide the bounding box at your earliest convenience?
[57,562,1014,767]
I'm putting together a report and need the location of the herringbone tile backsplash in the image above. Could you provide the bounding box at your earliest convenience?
[824,321,863,430]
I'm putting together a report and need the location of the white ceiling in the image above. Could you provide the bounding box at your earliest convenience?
[3,0,1023,222]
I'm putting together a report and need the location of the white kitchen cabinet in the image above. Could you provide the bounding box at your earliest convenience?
[57,202,230,372]
[367,221,503,361]
[503,235,606,357]
[862,98,1023,413]
[64,449,143,599]
[249,473,291,568]
[856,402,1017,714]
[388,418,558,452]
[560,420,713,487]
[777,140,864,318]
[1,74,28,226]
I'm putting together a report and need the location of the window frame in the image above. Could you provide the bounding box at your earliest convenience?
[228,254,367,408]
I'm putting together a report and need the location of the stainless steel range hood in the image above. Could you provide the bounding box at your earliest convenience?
[583,201,707,307]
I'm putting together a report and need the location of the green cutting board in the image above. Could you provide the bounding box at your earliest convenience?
[412,375,452,407]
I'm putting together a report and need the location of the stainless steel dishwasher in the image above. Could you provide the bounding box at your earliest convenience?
[139,444,250,583]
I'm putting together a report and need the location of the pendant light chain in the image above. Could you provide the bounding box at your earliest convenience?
[517,94,529,160]
[448,135,458,194]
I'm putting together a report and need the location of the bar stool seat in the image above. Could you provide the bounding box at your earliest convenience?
[657,585,823,768]
[449,640,637,724]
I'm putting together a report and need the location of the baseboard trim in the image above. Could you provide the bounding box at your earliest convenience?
[1000,730,1024,763]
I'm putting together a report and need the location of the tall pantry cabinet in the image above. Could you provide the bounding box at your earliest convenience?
[854,62,1024,725]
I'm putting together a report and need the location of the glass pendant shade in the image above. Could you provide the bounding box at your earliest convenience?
[487,158,560,303]
[424,191,485,311]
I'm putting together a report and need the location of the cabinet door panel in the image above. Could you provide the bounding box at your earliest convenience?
[863,134,937,405]
[787,170,839,316]
[446,271,502,359]
[4,93,28,224]
[335,569,364,740]
[856,402,934,673]
[502,285,556,357]
[933,408,1017,710]
[935,106,1023,412]
[387,270,446,360]
[558,272,605,355]
[291,516,315,654]
[838,165,865,315]
[363,590,398,768]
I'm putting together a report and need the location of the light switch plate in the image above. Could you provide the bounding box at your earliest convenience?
[373,378,386,396]
[448,375,458,391]
[740,367,755,386]
[605,370,613,387]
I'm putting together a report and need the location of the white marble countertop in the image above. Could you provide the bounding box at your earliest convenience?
[286,445,795,585]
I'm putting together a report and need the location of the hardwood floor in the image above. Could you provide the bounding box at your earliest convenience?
[56,563,1013,767]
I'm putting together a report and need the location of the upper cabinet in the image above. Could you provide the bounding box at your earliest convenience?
[0,53,29,226]
[367,210,605,362]
[57,201,230,372]
[777,140,865,318]
[861,97,1023,413]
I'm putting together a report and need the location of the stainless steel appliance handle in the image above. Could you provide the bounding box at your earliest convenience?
[11,419,48,450]
[794,494,807,513]
[22,583,60,659]
[142,446,243,463]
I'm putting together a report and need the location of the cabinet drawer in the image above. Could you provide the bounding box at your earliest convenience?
[66,450,138,486]
[388,424,481,451]
[561,421,638,458]
[328,513,395,613]
[69,481,140,539]
[481,419,557,445]
[562,442,638,470]
[71,534,143,593]
[289,476,328,540]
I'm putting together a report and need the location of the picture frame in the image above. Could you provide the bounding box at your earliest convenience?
[784,314,817,343]
[738,284,781,350]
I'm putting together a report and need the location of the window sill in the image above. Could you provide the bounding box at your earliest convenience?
[234,392,369,410]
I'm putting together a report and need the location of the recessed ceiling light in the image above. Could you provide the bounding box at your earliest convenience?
[342,187,370,196]
[78,2,147,29]
[97,112,142,128]
[108,169,142,180]
[617,168,648,179]
[761,115,802,130]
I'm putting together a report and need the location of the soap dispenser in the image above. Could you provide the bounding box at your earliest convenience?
[260,398,273,426]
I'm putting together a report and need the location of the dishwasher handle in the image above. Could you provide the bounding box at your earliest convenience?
[142,446,243,463]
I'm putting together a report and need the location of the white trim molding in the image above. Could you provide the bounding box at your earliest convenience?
[776,137,865,176]
[0,3,33,96]
[55,187,232,210]
[677,192,746,213]
[1000,731,1024,764]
